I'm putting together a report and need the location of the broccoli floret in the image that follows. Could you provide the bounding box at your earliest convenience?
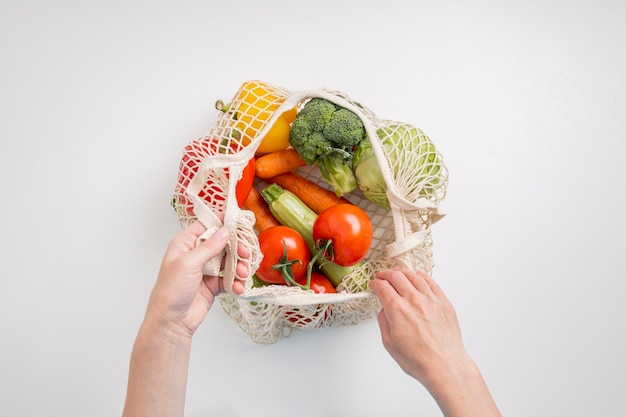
[289,98,366,196]
[323,108,366,148]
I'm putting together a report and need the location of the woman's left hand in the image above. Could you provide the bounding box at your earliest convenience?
[145,221,249,339]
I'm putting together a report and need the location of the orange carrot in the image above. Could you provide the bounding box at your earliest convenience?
[243,186,280,232]
[255,148,307,179]
[267,172,353,214]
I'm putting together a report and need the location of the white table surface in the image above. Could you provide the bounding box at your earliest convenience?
[1,1,625,416]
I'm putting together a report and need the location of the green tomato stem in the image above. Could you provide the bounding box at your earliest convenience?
[303,239,333,289]
[273,243,306,289]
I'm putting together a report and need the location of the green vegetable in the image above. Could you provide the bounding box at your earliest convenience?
[353,123,442,209]
[289,98,366,196]
[252,274,271,288]
[260,183,356,287]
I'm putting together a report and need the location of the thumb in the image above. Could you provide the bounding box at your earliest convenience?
[187,226,230,269]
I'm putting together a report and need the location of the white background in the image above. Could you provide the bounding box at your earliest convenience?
[1,1,625,416]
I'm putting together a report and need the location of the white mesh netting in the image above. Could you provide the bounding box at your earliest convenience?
[171,80,448,344]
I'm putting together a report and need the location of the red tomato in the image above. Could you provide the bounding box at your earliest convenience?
[174,136,255,214]
[285,306,323,325]
[285,280,334,326]
[312,204,373,266]
[298,271,336,294]
[257,226,311,285]
[287,272,335,325]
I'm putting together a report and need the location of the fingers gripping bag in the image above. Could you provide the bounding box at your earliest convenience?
[171,80,449,344]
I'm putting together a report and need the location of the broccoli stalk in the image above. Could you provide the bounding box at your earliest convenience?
[315,151,357,197]
[289,98,366,196]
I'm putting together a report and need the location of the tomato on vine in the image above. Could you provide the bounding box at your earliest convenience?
[256,226,310,285]
[298,271,336,294]
[312,204,373,266]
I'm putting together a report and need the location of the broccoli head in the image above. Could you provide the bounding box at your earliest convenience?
[289,98,366,196]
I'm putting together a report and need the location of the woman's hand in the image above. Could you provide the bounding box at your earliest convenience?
[145,221,249,340]
[370,268,501,417]
[123,221,250,417]
[370,268,468,383]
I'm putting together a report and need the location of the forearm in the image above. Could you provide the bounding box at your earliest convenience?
[122,319,193,417]
[425,358,502,417]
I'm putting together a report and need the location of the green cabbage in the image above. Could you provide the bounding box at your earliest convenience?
[352,123,442,209]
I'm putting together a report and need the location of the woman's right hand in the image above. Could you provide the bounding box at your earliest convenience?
[370,268,502,417]
[370,268,469,384]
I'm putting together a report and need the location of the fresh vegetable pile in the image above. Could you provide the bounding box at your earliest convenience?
[171,80,448,343]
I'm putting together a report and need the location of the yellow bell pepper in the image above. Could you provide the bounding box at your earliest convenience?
[217,80,297,155]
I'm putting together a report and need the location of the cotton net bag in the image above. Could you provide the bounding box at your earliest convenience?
[171,80,448,344]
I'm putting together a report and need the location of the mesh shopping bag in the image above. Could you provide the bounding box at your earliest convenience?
[172,80,448,344]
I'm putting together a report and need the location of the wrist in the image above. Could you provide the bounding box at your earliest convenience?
[139,312,194,350]
[423,352,480,392]
[423,355,501,417]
